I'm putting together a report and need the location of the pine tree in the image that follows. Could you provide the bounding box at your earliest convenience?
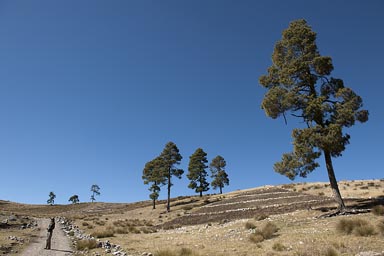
[210,155,229,194]
[259,19,368,211]
[68,195,79,204]
[47,191,56,206]
[187,148,210,197]
[142,156,166,209]
[159,142,183,212]
[90,184,100,202]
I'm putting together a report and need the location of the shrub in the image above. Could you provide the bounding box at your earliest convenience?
[76,239,98,250]
[372,205,384,216]
[336,218,375,236]
[318,192,325,196]
[245,221,256,230]
[68,231,74,236]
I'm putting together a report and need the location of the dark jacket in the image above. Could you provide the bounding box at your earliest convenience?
[47,220,55,232]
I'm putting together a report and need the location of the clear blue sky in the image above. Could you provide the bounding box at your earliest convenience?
[0,1,382,204]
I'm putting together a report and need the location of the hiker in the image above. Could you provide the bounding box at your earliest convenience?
[45,217,55,249]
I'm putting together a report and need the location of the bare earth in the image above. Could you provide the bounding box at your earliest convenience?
[20,218,73,256]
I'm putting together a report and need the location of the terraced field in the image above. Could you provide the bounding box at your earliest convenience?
[163,187,334,227]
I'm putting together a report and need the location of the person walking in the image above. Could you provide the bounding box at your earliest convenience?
[45,218,55,250]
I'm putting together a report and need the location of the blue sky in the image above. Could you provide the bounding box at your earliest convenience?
[0,1,383,204]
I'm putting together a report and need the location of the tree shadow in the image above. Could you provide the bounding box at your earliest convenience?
[315,197,384,212]
[48,248,74,253]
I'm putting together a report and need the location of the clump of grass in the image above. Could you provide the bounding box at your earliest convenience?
[182,206,193,211]
[372,205,384,216]
[76,239,98,250]
[324,247,339,256]
[336,218,375,236]
[354,224,376,236]
[245,221,256,230]
[82,222,94,229]
[91,228,114,238]
[377,221,384,236]
[261,222,279,239]
[155,248,199,256]
[249,222,279,243]
[272,242,286,251]
[249,233,264,243]
[94,220,106,226]
[114,227,129,234]
[318,192,325,196]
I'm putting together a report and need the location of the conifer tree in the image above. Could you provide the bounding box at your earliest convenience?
[210,155,229,194]
[187,148,210,197]
[90,184,100,202]
[259,19,369,211]
[159,141,183,212]
[68,195,79,204]
[47,191,56,206]
[142,156,166,209]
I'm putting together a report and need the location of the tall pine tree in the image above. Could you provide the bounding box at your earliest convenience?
[259,20,368,211]
[159,142,183,212]
[210,155,229,194]
[187,148,210,197]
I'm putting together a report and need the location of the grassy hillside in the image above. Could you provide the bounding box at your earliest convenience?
[1,179,384,255]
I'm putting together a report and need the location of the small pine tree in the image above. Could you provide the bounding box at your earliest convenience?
[68,195,79,204]
[187,148,210,197]
[90,184,100,202]
[142,156,166,209]
[47,191,56,205]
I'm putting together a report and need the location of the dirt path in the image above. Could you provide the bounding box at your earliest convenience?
[20,218,73,256]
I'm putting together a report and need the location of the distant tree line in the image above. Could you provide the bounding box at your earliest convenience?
[46,184,101,205]
[142,141,230,211]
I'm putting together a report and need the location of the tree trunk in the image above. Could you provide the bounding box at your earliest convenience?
[324,150,346,211]
[152,198,156,210]
[199,191,202,197]
[166,169,171,212]
[219,186,222,194]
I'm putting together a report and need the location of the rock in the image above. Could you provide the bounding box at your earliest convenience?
[356,252,384,256]
[9,215,17,221]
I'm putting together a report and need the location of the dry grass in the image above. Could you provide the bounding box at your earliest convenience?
[249,222,279,243]
[372,205,384,216]
[2,179,384,255]
[76,239,98,250]
[336,218,376,236]
[155,247,200,256]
